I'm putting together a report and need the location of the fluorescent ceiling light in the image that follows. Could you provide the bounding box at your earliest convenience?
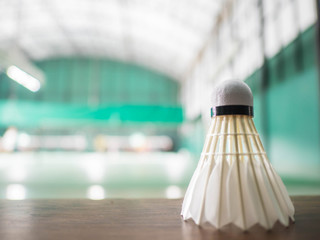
[6,65,41,92]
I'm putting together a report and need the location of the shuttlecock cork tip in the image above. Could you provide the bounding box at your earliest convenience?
[211,80,253,116]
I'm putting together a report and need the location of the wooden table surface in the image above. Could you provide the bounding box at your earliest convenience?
[0,196,319,240]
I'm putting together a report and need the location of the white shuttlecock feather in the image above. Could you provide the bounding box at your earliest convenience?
[181,80,294,230]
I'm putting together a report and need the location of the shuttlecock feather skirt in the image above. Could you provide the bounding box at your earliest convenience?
[181,115,294,230]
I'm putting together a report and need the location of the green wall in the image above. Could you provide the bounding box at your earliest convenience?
[0,59,183,127]
[246,25,320,179]
[35,59,179,105]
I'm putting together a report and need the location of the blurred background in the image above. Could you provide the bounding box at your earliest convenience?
[0,0,319,200]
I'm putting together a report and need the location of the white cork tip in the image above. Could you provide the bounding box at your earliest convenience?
[212,80,253,107]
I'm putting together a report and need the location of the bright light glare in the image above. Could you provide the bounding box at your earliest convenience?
[7,66,41,92]
[2,127,18,151]
[6,184,27,200]
[165,185,182,199]
[18,132,31,148]
[129,133,146,149]
[87,185,105,200]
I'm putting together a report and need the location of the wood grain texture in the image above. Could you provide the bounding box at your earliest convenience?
[0,196,318,240]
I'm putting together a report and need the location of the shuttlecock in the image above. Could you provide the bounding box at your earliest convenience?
[181,80,294,230]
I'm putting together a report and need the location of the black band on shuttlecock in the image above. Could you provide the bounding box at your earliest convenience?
[211,105,253,117]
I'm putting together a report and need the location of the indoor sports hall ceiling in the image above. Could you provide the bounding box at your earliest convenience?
[0,0,222,80]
